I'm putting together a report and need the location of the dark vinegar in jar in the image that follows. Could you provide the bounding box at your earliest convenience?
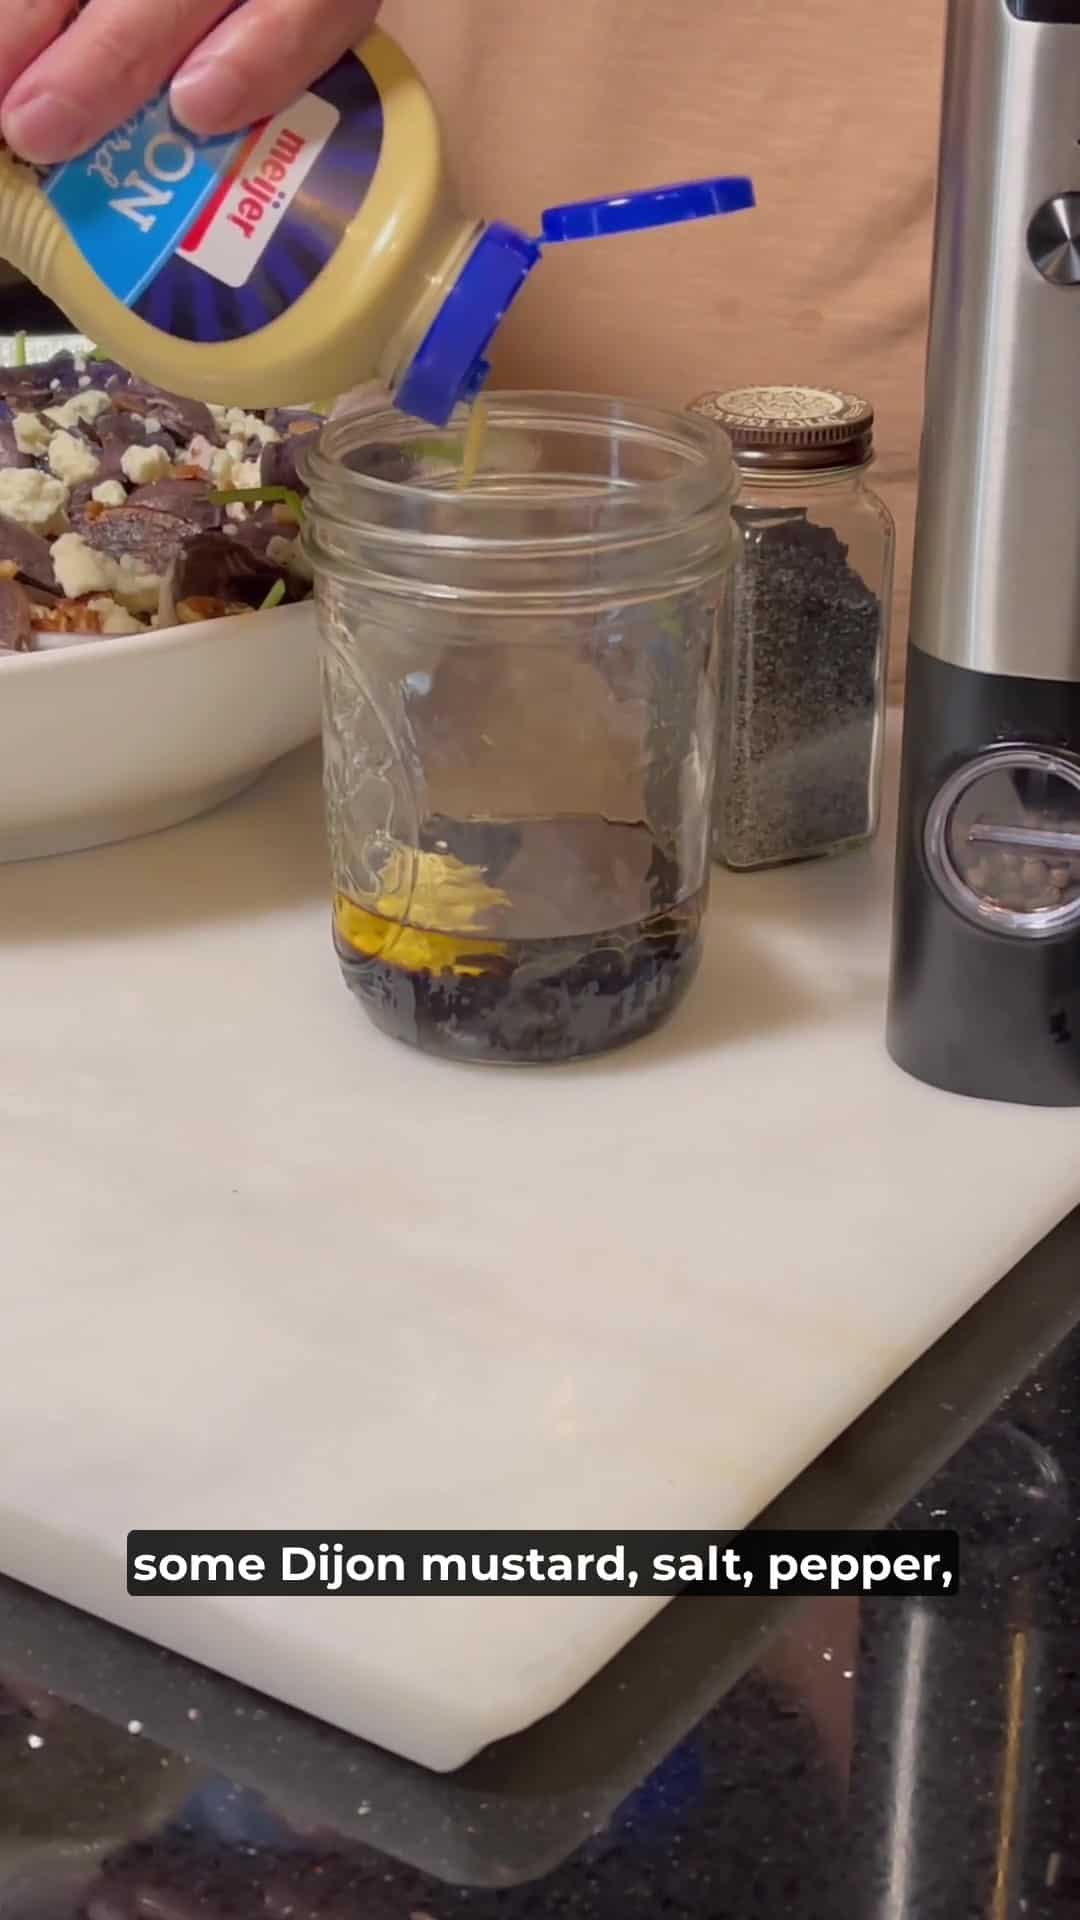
[333,814,705,1064]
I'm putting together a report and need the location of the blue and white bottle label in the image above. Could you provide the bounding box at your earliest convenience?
[44,55,384,343]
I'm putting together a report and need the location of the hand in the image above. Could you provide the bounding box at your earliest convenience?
[0,0,381,165]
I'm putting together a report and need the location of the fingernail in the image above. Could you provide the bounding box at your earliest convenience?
[2,90,89,163]
[170,58,244,132]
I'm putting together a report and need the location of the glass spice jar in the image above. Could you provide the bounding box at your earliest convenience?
[688,386,894,870]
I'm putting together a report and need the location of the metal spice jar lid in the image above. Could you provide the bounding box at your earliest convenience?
[687,385,875,473]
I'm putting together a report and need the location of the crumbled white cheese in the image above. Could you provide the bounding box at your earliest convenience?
[0,468,68,535]
[78,374,92,389]
[13,412,51,456]
[226,407,280,446]
[183,434,214,471]
[112,554,162,614]
[267,533,313,582]
[184,434,233,488]
[51,533,160,613]
[74,356,87,374]
[209,404,230,431]
[226,503,248,523]
[86,594,144,635]
[92,479,128,507]
[121,443,172,486]
[49,429,100,487]
[144,414,163,434]
[226,436,247,463]
[45,388,112,430]
[51,532,117,599]
[232,458,264,493]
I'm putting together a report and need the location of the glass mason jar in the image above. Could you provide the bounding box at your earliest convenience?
[302,393,738,1065]
[689,386,894,871]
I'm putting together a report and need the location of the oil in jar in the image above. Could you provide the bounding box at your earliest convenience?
[333,812,705,1064]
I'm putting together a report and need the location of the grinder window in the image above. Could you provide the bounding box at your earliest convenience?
[925,746,1080,939]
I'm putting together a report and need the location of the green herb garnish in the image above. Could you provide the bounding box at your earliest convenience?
[260,578,287,612]
[208,484,305,524]
[13,332,27,369]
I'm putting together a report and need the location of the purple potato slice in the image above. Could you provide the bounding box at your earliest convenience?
[92,418,177,487]
[0,352,81,410]
[128,478,224,530]
[77,503,194,573]
[0,512,57,592]
[169,531,309,611]
[107,384,215,444]
[0,577,34,651]
[0,421,36,470]
[228,508,285,556]
[260,430,318,495]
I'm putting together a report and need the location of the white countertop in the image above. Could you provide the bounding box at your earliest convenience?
[2,719,1078,1770]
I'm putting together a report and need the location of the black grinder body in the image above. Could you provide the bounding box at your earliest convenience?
[887,0,1080,1106]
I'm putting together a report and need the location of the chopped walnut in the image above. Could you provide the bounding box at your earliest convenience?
[30,599,106,634]
[176,597,254,624]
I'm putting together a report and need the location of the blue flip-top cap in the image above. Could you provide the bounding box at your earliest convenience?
[541,176,755,243]
[396,174,755,428]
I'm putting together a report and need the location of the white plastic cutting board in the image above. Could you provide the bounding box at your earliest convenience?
[2,716,1078,1771]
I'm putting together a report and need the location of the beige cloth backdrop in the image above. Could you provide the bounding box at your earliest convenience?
[382,0,946,690]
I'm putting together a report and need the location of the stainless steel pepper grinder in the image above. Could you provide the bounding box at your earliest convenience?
[888,0,1080,1106]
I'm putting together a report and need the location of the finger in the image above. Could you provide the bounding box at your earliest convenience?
[0,0,73,110]
[170,0,381,136]
[1,0,233,163]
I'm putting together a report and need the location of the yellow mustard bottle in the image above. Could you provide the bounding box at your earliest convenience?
[0,31,754,426]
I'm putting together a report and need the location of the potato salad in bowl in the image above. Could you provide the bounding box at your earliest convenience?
[0,345,324,861]
[0,345,318,655]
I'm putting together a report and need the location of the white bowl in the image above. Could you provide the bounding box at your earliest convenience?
[0,604,321,863]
